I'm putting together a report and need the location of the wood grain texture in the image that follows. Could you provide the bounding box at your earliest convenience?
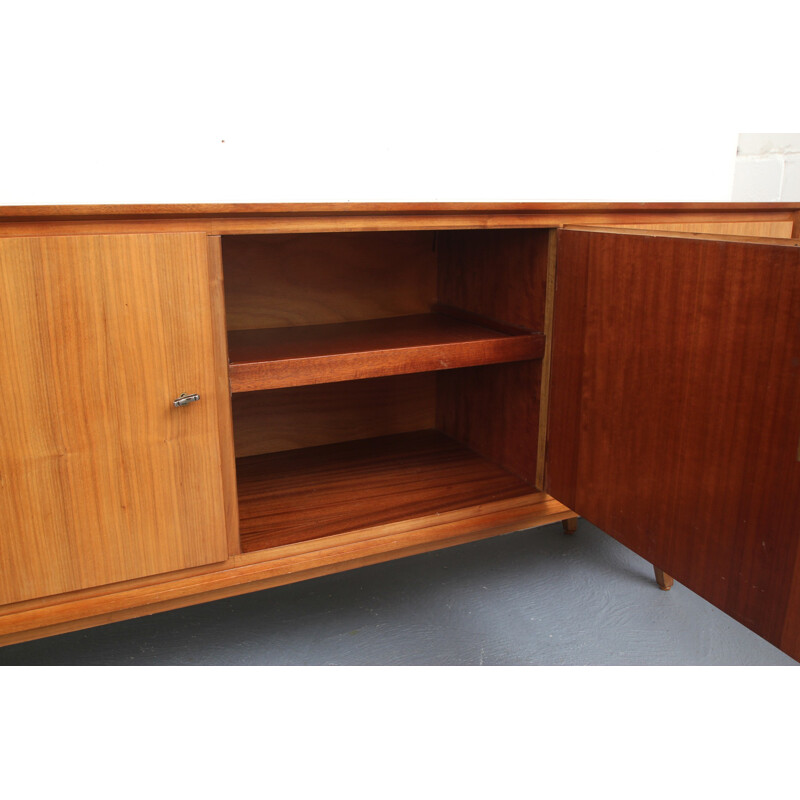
[436,229,549,486]
[563,225,800,248]
[547,229,800,659]
[1,202,799,220]
[238,430,538,552]
[612,220,795,238]
[0,233,228,604]
[0,217,782,239]
[222,232,437,331]
[0,486,545,619]
[437,229,549,330]
[231,374,435,457]
[207,236,240,555]
[536,229,559,489]
[1,207,796,239]
[437,362,541,486]
[0,492,574,646]
[228,313,543,392]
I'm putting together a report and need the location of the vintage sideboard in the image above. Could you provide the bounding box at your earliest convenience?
[0,202,798,660]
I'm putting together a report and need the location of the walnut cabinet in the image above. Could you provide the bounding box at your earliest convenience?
[0,203,798,661]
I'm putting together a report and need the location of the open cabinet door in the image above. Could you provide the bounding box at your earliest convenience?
[546,228,800,660]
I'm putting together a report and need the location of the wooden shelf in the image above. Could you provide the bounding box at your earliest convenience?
[237,430,538,553]
[227,312,544,392]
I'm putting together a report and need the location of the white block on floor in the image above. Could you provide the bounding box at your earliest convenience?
[731,157,782,201]
[780,156,800,201]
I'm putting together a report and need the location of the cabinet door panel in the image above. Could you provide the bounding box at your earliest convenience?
[0,233,228,604]
[547,229,800,659]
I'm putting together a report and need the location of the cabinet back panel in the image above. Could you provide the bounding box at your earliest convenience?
[232,374,436,457]
[223,232,437,330]
[438,228,550,330]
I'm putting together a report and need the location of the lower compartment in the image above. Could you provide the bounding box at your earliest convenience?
[237,429,536,552]
[232,362,543,554]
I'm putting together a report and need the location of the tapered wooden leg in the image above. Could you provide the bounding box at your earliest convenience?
[562,518,578,534]
[653,567,674,591]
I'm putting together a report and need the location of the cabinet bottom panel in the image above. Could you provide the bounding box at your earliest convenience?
[238,429,535,552]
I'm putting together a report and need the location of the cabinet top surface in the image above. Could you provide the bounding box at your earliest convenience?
[1,202,799,221]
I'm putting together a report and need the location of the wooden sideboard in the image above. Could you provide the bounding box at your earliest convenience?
[1,203,798,660]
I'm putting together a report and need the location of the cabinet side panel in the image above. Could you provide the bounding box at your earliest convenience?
[437,362,541,486]
[536,230,559,488]
[436,230,549,486]
[207,236,240,555]
[547,230,800,656]
[0,233,228,604]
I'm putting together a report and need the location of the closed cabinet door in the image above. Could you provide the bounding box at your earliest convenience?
[0,233,229,605]
[547,228,800,660]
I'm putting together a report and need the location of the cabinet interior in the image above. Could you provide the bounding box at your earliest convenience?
[221,229,551,553]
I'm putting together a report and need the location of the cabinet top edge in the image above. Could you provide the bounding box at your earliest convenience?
[0,202,799,221]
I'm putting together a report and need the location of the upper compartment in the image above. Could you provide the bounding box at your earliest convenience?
[222,229,549,392]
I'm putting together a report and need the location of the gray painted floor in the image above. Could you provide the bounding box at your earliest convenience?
[1,520,796,665]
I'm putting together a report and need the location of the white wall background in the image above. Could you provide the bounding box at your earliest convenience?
[732,134,800,200]
[1,2,798,205]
